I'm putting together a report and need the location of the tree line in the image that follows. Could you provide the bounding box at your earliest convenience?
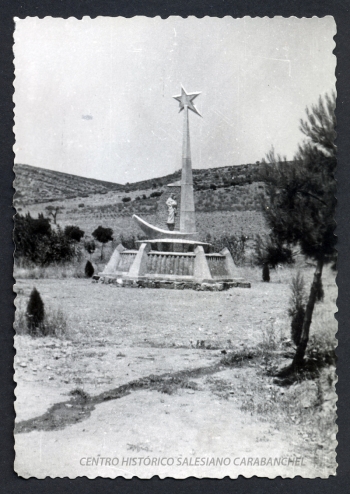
[14,213,114,265]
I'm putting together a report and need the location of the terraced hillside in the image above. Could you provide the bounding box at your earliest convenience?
[14,164,124,205]
[15,160,278,206]
[15,162,272,240]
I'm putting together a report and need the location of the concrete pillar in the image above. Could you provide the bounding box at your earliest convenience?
[101,244,126,275]
[127,242,150,278]
[194,245,212,282]
[220,247,237,278]
[180,106,196,233]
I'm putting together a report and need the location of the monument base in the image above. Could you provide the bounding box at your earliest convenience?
[98,239,251,290]
[95,275,250,291]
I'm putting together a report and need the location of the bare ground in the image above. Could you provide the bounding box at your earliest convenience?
[14,267,337,478]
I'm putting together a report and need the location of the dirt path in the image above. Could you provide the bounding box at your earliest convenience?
[15,340,331,479]
[15,362,324,479]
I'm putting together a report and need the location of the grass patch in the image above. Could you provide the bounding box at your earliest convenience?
[14,260,107,280]
[220,347,256,366]
[69,388,90,402]
[15,300,69,338]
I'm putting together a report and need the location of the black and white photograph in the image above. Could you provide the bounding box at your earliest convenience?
[13,16,337,478]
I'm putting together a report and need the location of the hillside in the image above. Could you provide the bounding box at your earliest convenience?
[14,164,124,205]
[14,161,278,206]
[123,161,268,192]
[14,162,275,240]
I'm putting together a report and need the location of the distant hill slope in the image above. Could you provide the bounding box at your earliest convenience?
[15,160,281,206]
[15,162,278,239]
[124,162,268,191]
[14,164,124,205]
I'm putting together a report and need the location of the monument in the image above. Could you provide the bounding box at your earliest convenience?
[99,86,250,290]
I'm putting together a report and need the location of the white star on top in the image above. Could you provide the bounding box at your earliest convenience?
[173,86,202,117]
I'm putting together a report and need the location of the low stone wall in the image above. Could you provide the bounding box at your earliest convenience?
[146,252,195,276]
[94,275,250,291]
[206,254,228,277]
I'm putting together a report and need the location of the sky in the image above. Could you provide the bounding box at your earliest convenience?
[13,16,336,184]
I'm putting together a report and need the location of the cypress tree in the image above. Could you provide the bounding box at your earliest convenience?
[85,260,94,278]
[26,287,45,335]
[262,263,270,282]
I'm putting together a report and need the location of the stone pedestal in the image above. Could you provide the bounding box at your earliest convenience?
[100,244,126,275]
[98,239,249,290]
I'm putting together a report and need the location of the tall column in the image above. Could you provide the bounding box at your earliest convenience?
[180,106,196,233]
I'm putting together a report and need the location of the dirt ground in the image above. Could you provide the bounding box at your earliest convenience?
[14,267,337,478]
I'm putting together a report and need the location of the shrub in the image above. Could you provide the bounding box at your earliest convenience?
[210,183,217,190]
[45,205,64,225]
[150,191,163,198]
[45,226,76,264]
[262,263,270,282]
[210,234,246,266]
[64,225,85,242]
[85,260,94,278]
[14,213,75,266]
[92,226,113,260]
[288,271,306,346]
[78,203,85,208]
[26,288,45,335]
[16,304,68,338]
[43,308,68,338]
[122,197,131,203]
[307,333,336,367]
[84,239,96,255]
[254,234,293,269]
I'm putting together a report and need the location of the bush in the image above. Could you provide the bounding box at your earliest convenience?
[16,302,68,338]
[254,234,293,269]
[84,239,96,255]
[64,225,85,242]
[118,233,147,250]
[150,191,163,198]
[307,333,336,367]
[78,203,85,208]
[122,197,131,203]
[42,307,68,338]
[288,271,306,346]
[14,213,75,266]
[85,260,94,278]
[262,263,270,282]
[26,288,45,335]
[210,234,247,266]
[210,184,217,190]
[92,226,114,260]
